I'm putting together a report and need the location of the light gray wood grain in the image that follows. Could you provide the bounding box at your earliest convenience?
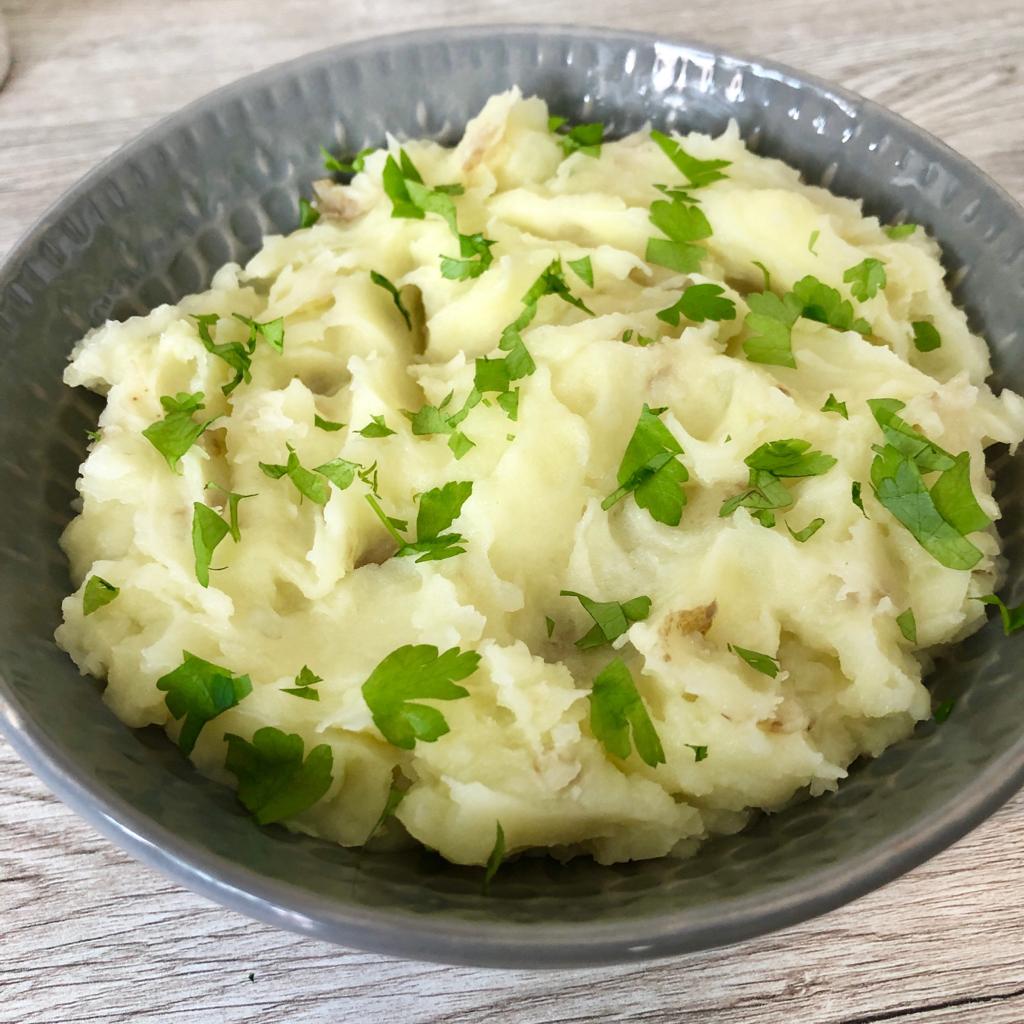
[1,1,1023,1021]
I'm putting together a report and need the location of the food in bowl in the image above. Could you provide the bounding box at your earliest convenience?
[55,89,1024,871]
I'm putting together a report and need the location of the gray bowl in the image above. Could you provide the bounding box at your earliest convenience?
[1,25,1022,968]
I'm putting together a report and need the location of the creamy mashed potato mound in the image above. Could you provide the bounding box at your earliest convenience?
[56,91,1024,867]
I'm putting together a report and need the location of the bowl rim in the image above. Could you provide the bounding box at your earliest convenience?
[1,21,1023,969]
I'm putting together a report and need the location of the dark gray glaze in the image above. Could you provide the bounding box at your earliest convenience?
[0,25,1022,969]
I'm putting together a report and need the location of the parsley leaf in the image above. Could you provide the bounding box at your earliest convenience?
[368,782,407,840]
[83,576,119,615]
[402,389,481,459]
[232,313,285,354]
[787,517,825,543]
[976,593,1024,635]
[752,260,771,290]
[601,404,689,526]
[282,665,323,701]
[192,501,231,587]
[521,258,594,316]
[645,199,712,273]
[729,644,780,678]
[545,615,556,638]
[482,821,506,893]
[934,697,956,722]
[405,179,459,235]
[260,445,357,505]
[896,608,917,643]
[314,414,345,432]
[790,276,870,334]
[321,145,374,175]
[362,644,480,748]
[650,129,730,188]
[843,258,887,301]
[870,446,983,570]
[657,283,736,325]
[441,233,496,280]
[142,391,216,473]
[381,149,426,220]
[157,651,252,755]
[721,440,835,526]
[687,744,709,762]
[370,271,412,329]
[559,590,652,650]
[357,414,396,438]
[867,399,956,472]
[852,481,867,517]
[224,727,333,825]
[808,229,820,255]
[742,291,803,367]
[298,198,320,228]
[886,223,918,240]
[194,313,255,395]
[821,393,849,419]
[568,255,594,288]
[589,658,665,768]
[549,116,604,158]
[397,481,473,562]
[204,482,255,542]
[912,321,942,352]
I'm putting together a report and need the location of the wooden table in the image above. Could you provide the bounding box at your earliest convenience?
[2,1,1022,1020]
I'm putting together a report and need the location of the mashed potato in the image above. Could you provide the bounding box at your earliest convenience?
[56,90,1024,867]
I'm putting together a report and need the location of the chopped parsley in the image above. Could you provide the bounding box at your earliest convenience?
[729,644,780,678]
[156,651,252,755]
[933,697,956,722]
[548,116,604,158]
[752,260,771,290]
[192,501,231,587]
[85,428,102,443]
[568,255,594,288]
[368,782,407,840]
[852,481,867,516]
[886,223,918,240]
[743,274,871,367]
[282,665,323,701]
[559,590,652,650]
[645,198,712,274]
[522,258,595,315]
[369,271,412,329]
[787,517,825,543]
[896,608,917,643]
[321,145,374,175]
[83,576,119,615]
[232,313,285,355]
[402,389,481,459]
[204,482,254,542]
[142,391,216,473]
[482,822,506,893]
[314,413,345,432]
[440,233,496,281]
[976,594,1024,635]
[194,313,257,395]
[911,320,942,352]
[298,198,320,228]
[720,439,836,528]
[224,726,333,825]
[601,405,688,526]
[808,229,820,255]
[545,615,556,638]
[356,414,396,438]
[366,481,474,562]
[821,393,849,419]
[361,643,480,748]
[687,744,709,762]
[650,129,730,188]
[657,283,736,326]
[843,258,887,301]
[589,658,665,768]
[381,148,464,233]
[259,444,358,505]
[621,328,656,347]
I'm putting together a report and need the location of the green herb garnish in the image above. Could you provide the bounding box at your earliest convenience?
[548,116,604,158]
[402,389,481,459]
[602,404,688,526]
[357,414,396,439]
[589,658,665,768]
[821,393,849,419]
[321,145,374,175]
[156,651,253,755]
[657,283,736,326]
[83,576,119,615]
[843,258,887,301]
[645,198,712,273]
[934,697,956,722]
[559,590,652,650]
[224,727,333,825]
[482,822,506,893]
[142,391,216,472]
[314,414,345,432]
[365,481,474,562]
[787,517,825,543]
[650,129,730,188]
[193,313,255,396]
[896,608,917,643]
[362,643,480,749]
[729,644,780,678]
[976,593,1024,635]
[259,444,358,505]
[282,665,323,701]
[440,233,496,281]
[808,229,820,255]
[911,321,942,352]
[369,270,412,330]
[298,198,320,228]
[886,223,918,239]
[568,255,594,288]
